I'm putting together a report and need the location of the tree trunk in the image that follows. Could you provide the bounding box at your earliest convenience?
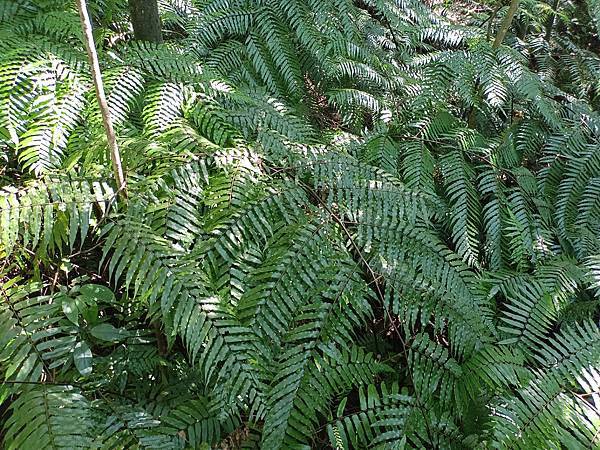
[76,0,127,197]
[493,0,522,48]
[128,0,163,43]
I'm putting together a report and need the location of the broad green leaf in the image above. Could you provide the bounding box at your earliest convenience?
[79,284,115,303]
[61,295,80,325]
[90,323,130,342]
[73,341,92,376]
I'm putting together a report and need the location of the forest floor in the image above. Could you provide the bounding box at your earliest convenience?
[428,0,491,24]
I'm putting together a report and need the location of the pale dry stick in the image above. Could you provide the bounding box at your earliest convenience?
[76,0,127,198]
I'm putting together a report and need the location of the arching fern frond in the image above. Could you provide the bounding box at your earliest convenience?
[326,382,414,450]
[261,345,388,449]
[492,371,600,449]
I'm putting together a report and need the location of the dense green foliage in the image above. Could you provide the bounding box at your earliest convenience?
[1,0,600,448]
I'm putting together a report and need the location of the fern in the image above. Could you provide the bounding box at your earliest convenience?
[587,0,600,37]
[2,0,600,448]
[261,346,388,448]
[440,148,482,268]
[3,385,93,449]
[0,177,116,255]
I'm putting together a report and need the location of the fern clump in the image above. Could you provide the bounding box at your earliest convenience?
[1,0,600,448]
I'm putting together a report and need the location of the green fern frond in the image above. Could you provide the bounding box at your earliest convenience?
[327,383,413,450]
[536,320,600,392]
[554,145,600,253]
[492,372,600,449]
[409,334,463,410]
[440,149,482,268]
[154,396,240,447]
[103,217,261,411]
[99,67,146,128]
[0,177,116,256]
[143,82,185,138]
[261,345,388,448]
[461,345,529,396]
[586,0,600,40]
[122,41,204,83]
[185,98,240,147]
[17,77,87,174]
[497,280,557,349]
[3,385,92,450]
[400,140,435,194]
[356,132,399,173]
[328,88,382,121]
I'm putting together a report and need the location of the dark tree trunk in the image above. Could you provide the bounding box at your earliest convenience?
[128,0,163,43]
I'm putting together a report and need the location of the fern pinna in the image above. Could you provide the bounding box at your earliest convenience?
[1,0,600,448]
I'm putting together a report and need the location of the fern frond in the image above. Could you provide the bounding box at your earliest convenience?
[327,383,413,450]
[356,132,399,173]
[155,396,240,448]
[492,372,600,449]
[440,149,482,267]
[586,0,600,40]
[3,385,92,450]
[0,177,116,256]
[122,41,204,83]
[497,279,557,350]
[143,82,185,138]
[99,67,145,128]
[17,77,87,174]
[261,345,388,449]
[400,140,435,194]
[409,333,463,411]
[536,320,600,393]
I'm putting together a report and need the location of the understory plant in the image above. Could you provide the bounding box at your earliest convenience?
[1,0,600,448]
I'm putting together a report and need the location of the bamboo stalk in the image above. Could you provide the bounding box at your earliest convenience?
[76,0,127,197]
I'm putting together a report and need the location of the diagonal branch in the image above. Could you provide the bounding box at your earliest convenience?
[76,0,127,198]
[493,0,521,48]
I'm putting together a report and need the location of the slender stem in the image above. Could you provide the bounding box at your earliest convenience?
[487,4,503,42]
[544,0,560,42]
[493,0,522,48]
[76,0,127,198]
